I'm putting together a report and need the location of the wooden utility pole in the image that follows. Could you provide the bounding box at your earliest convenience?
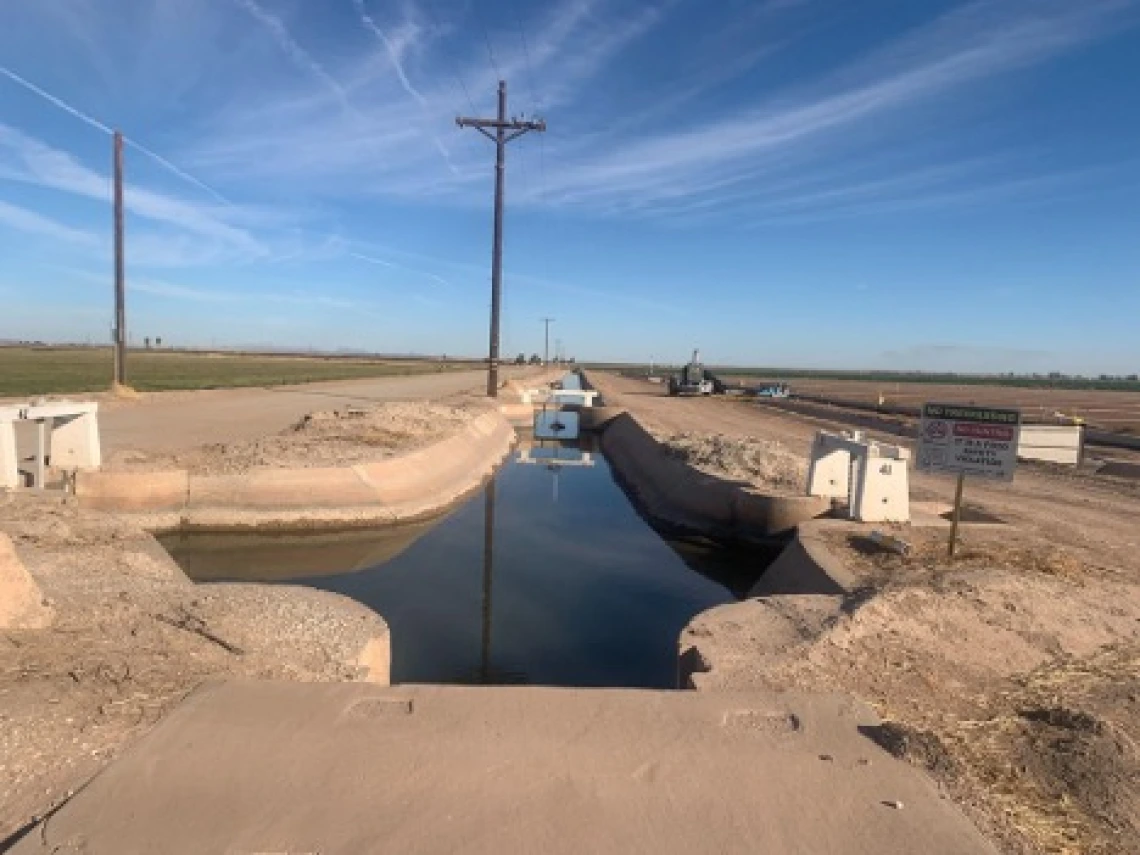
[541,317,554,365]
[457,81,545,397]
[112,130,127,387]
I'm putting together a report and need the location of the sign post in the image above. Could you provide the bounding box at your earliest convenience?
[916,403,1021,557]
[947,472,966,557]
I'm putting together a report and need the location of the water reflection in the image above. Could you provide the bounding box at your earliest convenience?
[158,518,444,583]
[479,478,497,683]
[162,429,773,688]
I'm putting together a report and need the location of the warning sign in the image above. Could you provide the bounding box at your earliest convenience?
[917,403,1021,482]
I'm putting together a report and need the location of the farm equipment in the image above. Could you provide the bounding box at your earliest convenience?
[667,350,716,396]
[754,382,790,399]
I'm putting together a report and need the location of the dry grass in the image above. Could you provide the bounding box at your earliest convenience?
[929,646,1140,855]
[839,528,1088,588]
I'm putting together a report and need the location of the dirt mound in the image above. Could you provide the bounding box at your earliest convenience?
[657,431,807,493]
[106,401,482,474]
[0,496,389,841]
[687,525,1140,854]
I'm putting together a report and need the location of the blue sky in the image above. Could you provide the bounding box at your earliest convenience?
[0,0,1138,373]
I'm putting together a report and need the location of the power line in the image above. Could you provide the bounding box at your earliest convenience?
[509,0,539,114]
[507,0,535,204]
[420,0,477,114]
[457,81,546,397]
[471,1,502,79]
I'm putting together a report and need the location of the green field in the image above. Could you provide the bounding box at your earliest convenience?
[0,347,468,397]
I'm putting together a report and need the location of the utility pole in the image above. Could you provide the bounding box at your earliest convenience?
[112,130,127,387]
[457,81,545,397]
[541,317,555,365]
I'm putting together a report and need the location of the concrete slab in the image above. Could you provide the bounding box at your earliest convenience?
[14,682,997,854]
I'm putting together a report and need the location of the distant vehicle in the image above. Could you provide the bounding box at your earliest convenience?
[528,354,542,365]
[667,349,715,396]
[753,383,790,399]
[515,353,526,365]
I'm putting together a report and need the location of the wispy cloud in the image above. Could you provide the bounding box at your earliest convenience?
[0,124,264,256]
[130,277,239,303]
[95,273,373,314]
[349,251,452,287]
[537,0,1134,214]
[183,0,662,195]
[231,0,351,110]
[0,200,97,245]
[351,0,427,106]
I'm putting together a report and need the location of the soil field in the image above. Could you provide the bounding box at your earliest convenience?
[0,346,466,398]
[727,375,1140,433]
[592,372,1140,855]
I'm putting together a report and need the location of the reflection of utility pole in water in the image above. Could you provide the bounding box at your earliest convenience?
[548,463,560,503]
[479,478,496,684]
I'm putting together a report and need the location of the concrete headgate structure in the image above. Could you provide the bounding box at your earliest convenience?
[0,401,101,490]
[806,430,911,523]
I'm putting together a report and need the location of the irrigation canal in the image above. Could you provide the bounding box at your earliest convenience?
[161,418,774,689]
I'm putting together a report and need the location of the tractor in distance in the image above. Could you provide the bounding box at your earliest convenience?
[667,349,716,396]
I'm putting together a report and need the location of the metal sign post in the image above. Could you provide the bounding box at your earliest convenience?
[916,403,1021,557]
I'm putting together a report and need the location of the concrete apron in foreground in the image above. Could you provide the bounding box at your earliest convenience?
[12,681,997,855]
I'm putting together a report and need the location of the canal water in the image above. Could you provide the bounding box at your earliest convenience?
[161,435,773,688]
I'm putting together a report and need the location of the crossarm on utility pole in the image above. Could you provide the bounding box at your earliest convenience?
[456,118,546,132]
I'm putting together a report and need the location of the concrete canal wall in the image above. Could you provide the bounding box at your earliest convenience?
[600,412,830,541]
[76,410,516,530]
[677,519,855,690]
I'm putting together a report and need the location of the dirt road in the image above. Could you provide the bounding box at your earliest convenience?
[97,366,537,455]
[593,373,1140,566]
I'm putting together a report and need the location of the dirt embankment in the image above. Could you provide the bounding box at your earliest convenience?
[0,493,391,843]
[685,526,1140,855]
[104,401,484,475]
[655,431,807,494]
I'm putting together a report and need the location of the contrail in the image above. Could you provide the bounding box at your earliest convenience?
[0,65,112,134]
[349,251,451,287]
[0,64,230,204]
[350,0,427,105]
[348,0,460,175]
[122,139,229,204]
[233,0,351,110]
[232,0,461,177]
